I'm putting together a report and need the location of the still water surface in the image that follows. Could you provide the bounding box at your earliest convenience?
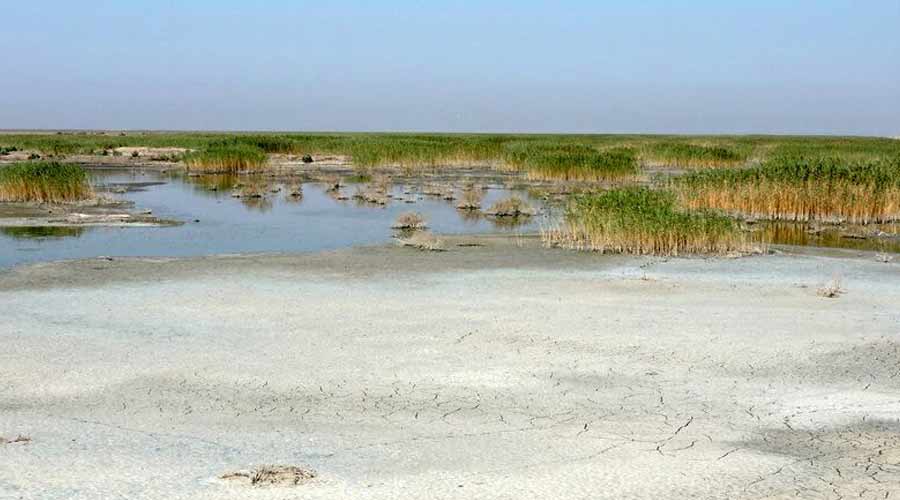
[0,170,547,268]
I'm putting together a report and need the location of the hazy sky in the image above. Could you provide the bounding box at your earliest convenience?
[1,1,898,135]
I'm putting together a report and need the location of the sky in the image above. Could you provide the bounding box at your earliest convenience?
[1,1,898,135]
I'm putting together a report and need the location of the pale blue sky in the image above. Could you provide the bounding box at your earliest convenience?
[1,1,897,134]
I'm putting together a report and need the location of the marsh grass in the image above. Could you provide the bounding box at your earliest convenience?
[5,133,900,174]
[676,155,900,223]
[183,145,268,173]
[0,162,93,203]
[503,143,639,181]
[545,187,755,255]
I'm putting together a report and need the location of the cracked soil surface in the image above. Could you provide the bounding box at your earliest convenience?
[1,239,898,499]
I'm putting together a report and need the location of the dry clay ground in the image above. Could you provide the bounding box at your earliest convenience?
[1,239,898,499]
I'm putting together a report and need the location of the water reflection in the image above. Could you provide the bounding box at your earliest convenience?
[751,222,900,253]
[1,226,87,240]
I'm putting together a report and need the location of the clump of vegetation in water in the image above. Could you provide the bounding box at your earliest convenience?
[0,162,93,203]
[503,143,638,181]
[641,142,748,168]
[675,155,900,224]
[183,145,268,173]
[545,187,755,256]
[456,185,484,210]
[392,212,427,230]
[486,196,535,217]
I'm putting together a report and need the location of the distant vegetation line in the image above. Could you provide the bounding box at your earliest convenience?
[3,131,900,180]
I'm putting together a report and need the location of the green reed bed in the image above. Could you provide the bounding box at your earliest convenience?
[347,135,508,168]
[676,155,900,224]
[0,162,93,203]
[641,142,749,168]
[182,145,269,173]
[503,143,638,181]
[544,187,754,255]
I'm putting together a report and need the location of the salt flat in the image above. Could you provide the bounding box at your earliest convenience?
[2,240,898,499]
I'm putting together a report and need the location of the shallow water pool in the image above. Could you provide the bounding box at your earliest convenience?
[0,170,550,268]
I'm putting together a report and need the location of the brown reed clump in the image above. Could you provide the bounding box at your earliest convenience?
[0,162,93,203]
[675,155,900,224]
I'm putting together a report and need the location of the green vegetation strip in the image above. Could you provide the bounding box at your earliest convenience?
[0,162,93,203]
[3,133,900,171]
[545,187,755,255]
[641,141,748,168]
[503,143,638,181]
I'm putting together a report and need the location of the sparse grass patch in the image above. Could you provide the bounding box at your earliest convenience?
[0,162,93,203]
[817,277,844,298]
[396,231,445,251]
[545,187,755,255]
[220,465,317,487]
[0,435,31,445]
[183,145,268,173]
[676,155,900,223]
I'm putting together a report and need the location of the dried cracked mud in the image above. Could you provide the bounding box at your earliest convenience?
[1,239,898,499]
